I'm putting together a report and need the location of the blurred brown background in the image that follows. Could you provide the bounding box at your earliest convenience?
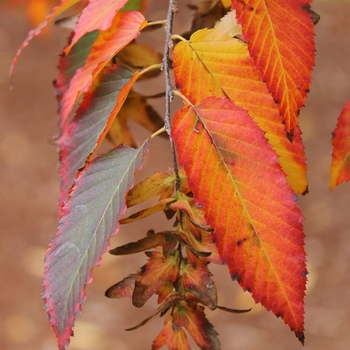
[1,1,350,349]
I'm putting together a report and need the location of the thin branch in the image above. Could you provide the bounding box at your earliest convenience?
[163,0,181,192]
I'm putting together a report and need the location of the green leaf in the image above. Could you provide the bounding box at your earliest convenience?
[43,140,150,350]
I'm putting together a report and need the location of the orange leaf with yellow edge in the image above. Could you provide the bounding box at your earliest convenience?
[172,96,306,343]
[10,0,81,76]
[173,28,307,194]
[64,0,128,54]
[59,10,146,126]
[152,313,191,350]
[231,0,316,136]
[330,100,350,189]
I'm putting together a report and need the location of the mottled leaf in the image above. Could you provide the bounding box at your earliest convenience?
[43,140,149,349]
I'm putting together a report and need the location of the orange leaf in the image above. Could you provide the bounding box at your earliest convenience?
[10,0,81,76]
[173,303,220,350]
[64,0,128,54]
[330,100,350,189]
[173,28,307,194]
[231,0,316,136]
[152,314,191,350]
[59,10,146,126]
[172,96,306,342]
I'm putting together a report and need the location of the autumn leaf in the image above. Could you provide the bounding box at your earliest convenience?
[58,64,138,207]
[152,313,191,350]
[105,274,137,299]
[10,0,81,76]
[172,96,306,342]
[173,28,308,194]
[55,31,100,102]
[132,250,180,307]
[43,141,149,350]
[109,231,177,255]
[181,258,217,310]
[173,302,221,350]
[231,0,316,136]
[330,100,350,189]
[126,169,190,207]
[64,0,129,54]
[59,10,146,126]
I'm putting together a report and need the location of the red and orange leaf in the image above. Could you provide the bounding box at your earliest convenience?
[43,140,149,350]
[10,0,81,76]
[173,303,220,350]
[330,100,350,189]
[64,0,128,54]
[172,96,306,342]
[132,251,180,307]
[58,65,138,206]
[173,28,307,194]
[105,274,137,299]
[152,314,191,350]
[231,0,315,135]
[59,10,146,126]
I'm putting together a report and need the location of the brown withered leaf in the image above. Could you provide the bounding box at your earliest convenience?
[107,108,137,148]
[132,250,180,307]
[115,42,162,79]
[120,197,176,224]
[182,0,230,40]
[120,90,165,133]
[216,305,252,314]
[109,231,177,255]
[105,274,137,299]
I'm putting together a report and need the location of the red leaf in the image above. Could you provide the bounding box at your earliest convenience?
[231,0,316,135]
[10,0,81,76]
[330,100,350,189]
[59,10,146,126]
[64,0,129,54]
[43,141,149,350]
[172,96,306,342]
[58,64,138,206]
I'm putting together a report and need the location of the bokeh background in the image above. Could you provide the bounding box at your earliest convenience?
[1,1,350,349]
